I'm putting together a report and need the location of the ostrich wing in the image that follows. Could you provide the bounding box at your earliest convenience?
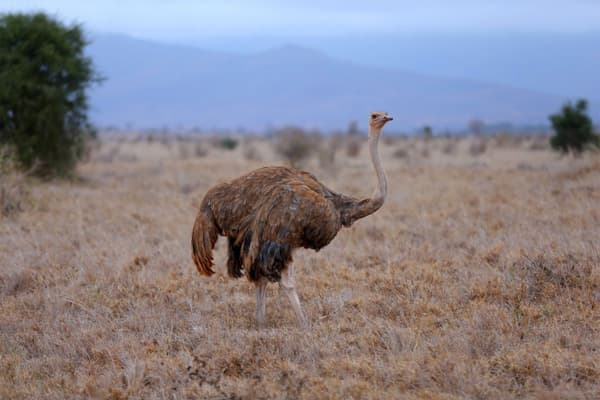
[236,179,343,274]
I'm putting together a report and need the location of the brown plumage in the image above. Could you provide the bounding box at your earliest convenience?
[192,111,393,327]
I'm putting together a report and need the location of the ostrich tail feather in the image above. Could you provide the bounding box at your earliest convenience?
[191,210,218,276]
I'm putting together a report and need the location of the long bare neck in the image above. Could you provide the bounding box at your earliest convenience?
[368,126,387,206]
[341,125,387,225]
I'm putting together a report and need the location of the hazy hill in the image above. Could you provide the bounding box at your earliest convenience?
[197,33,600,102]
[88,33,583,131]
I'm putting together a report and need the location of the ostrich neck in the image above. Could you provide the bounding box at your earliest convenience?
[368,126,387,204]
[341,125,387,225]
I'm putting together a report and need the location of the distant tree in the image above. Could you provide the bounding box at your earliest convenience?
[0,13,101,176]
[422,125,433,140]
[347,120,360,136]
[468,119,485,135]
[549,99,598,154]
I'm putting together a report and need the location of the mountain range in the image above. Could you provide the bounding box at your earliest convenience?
[87,33,597,131]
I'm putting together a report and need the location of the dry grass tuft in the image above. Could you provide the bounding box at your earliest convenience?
[528,135,551,151]
[2,268,37,296]
[1,135,599,399]
[0,150,32,218]
[346,140,361,158]
[520,253,598,300]
[441,139,457,155]
[393,147,409,159]
[469,137,488,156]
[194,142,208,158]
[0,172,28,217]
[243,145,260,161]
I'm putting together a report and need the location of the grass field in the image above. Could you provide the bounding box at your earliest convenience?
[1,134,599,399]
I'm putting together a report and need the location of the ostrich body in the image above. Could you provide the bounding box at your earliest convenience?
[192,112,393,327]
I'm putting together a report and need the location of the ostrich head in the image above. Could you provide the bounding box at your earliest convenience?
[369,111,393,132]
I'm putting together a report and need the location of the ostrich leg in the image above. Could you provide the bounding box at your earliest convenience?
[255,278,268,328]
[280,264,309,328]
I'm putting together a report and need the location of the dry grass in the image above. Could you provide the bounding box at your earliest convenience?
[0,150,32,218]
[0,169,29,218]
[1,135,599,399]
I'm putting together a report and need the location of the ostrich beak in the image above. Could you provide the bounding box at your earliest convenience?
[384,115,394,122]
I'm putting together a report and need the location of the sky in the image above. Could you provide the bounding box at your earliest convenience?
[3,0,600,43]
[3,0,599,121]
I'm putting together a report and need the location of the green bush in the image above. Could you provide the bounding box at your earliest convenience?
[549,99,598,154]
[0,13,101,176]
[216,136,238,150]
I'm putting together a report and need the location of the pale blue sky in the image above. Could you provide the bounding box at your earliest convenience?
[3,0,600,42]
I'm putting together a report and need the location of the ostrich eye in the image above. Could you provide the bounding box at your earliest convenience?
[371,114,377,119]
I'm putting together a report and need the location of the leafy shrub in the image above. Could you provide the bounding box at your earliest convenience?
[215,136,238,150]
[274,127,316,167]
[549,99,598,154]
[0,13,101,176]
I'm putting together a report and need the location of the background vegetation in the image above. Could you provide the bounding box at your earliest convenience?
[549,99,599,154]
[0,13,99,177]
[1,133,598,399]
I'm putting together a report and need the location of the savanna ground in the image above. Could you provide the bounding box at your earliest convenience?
[1,133,599,399]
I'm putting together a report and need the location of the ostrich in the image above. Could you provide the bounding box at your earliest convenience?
[191,111,393,327]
